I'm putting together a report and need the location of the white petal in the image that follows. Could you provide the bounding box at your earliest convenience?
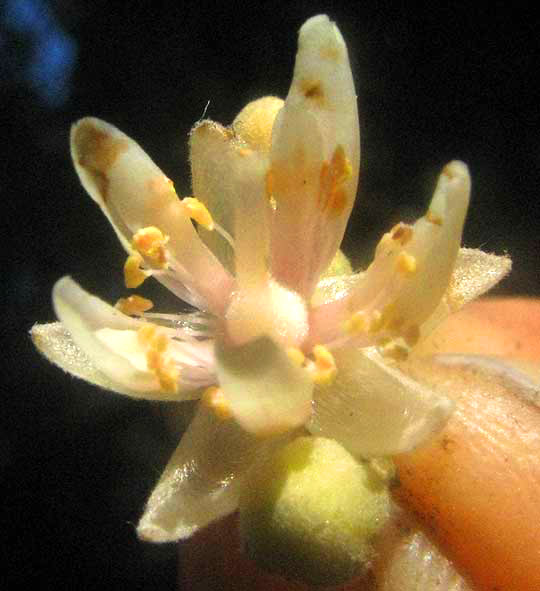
[422,247,512,335]
[375,506,473,591]
[308,347,453,457]
[52,276,178,399]
[448,248,511,307]
[310,162,470,345]
[215,337,313,436]
[31,322,148,397]
[189,120,237,272]
[71,117,233,314]
[137,402,284,541]
[269,15,360,297]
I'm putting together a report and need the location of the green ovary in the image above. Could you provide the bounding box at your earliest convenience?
[238,436,391,586]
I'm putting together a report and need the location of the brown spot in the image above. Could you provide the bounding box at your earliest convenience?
[403,324,421,347]
[320,44,341,61]
[425,210,443,226]
[441,437,457,452]
[300,79,325,104]
[74,121,128,201]
[327,187,347,216]
[390,223,413,245]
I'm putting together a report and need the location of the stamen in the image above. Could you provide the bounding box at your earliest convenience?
[115,294,154,316]
[312,344,337,385]
[136,324,179,394]
[132,226,169,268]
[202,386,232,420]
[124,252,148,288]
[287,347,306,367]
[182,197,215,231]
[396,251,417,275]
[137,323,156,345]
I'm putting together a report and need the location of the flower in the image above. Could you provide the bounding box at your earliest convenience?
[32,14,511,545]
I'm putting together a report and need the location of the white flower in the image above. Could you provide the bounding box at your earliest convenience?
[32,15,510,543]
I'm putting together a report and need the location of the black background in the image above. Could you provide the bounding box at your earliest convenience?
[3,1,539,590]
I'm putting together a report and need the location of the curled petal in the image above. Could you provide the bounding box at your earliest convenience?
[189,120,238,272]
[310,162,470,346]
[71,117,233,314]
[308,346,453,457]
[269,14,360,298]
[31,321,148,397]
[137,402,284,541]
[215,337,313,436]
[51,276,201,400]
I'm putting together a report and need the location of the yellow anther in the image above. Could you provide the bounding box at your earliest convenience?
[115,294,153,316]
[182,197,215,231]
[381,341,409,361]
[396,251,417,275]
[124,253,147,288]
[137,324,156,346]
[426,210,443,226]
[132,226,169,268]
[287,347,306,367]
[312,345,337,385]
[203,386,232,420]
[146,348,161,371]
[154,333,169,353]
[155,362,179,394]
[343,310,369,335]
[319,145,352,216]
[137,323,179,394]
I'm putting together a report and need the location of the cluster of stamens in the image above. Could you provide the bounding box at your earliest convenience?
[137,324,179,393]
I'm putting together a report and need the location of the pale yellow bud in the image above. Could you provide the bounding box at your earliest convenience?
[232,96,284,152]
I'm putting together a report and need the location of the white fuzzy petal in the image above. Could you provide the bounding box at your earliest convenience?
[31,321,149,397]
[71,117,233,314]
[215,337,313,436]
[310,162,470,346]
[375,507,473,591]
[137,402,285,541]
[308,347,453,457]
[422,248,512,336]
[269,15,360,297]
[52,276,178,399]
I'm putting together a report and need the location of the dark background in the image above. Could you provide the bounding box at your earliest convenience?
[3,1,539,590]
